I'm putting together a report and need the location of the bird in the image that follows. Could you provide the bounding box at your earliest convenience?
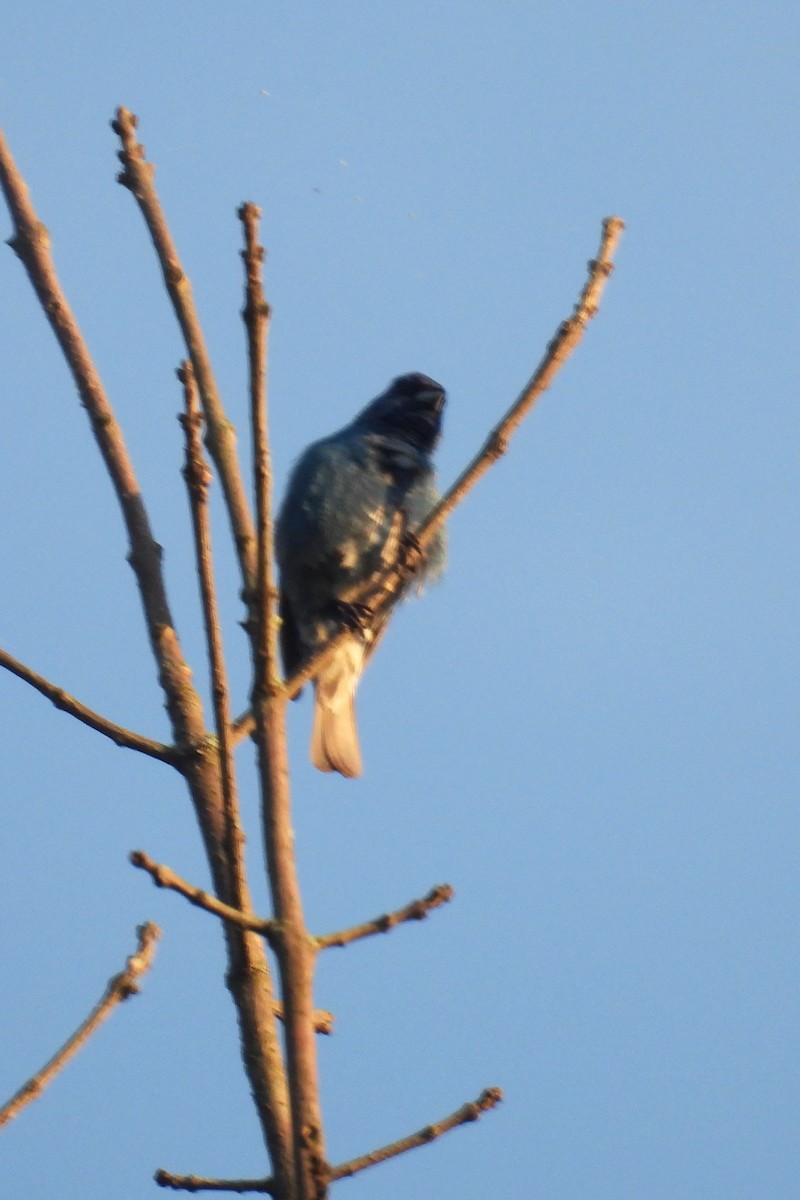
[275,373,447,778]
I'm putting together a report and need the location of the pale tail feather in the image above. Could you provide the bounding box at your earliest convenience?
[310,637,365,778]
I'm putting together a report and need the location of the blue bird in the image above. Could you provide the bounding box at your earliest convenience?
[276,373,446,778]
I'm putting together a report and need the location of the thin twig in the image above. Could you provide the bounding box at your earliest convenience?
[0,922,160,1130]
[240,204,325,1199]
[330,1087,503,1183]
[315,884,454,950]
[230,707,255,747]
[155,1171,273,1194]
[239,203,279,696]
[284,216,625,701]
[0,646,178,765]
[130,850,276,939]
[112,108,257,589]
[179,362,249,908]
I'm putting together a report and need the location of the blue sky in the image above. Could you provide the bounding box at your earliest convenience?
[0,4,797,1198]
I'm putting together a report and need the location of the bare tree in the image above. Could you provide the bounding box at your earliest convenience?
[0,107,623,1198]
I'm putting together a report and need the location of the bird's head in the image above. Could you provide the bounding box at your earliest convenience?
[354,373,446,453]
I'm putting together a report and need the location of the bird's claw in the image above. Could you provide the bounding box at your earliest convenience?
[334,600,374,633]
[399,530,425,575]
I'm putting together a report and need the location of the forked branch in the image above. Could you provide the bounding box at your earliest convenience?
[0,922,160,1130]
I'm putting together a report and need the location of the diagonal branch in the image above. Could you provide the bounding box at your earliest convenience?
[284,216,625,702]
[0,120,199,761]
[330,1086,503,1183]
[0,646,178,765]
[0,922,160,1130]
[130,850,276,939]
[315,884,454,950]
[112,108,257,590]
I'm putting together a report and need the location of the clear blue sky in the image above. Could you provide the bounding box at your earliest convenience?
[1,4,797,1198]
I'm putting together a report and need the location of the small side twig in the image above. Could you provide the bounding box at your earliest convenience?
[0,922,161,1130]
[315,884,454,950]
[230,707,255,747]
[272,1002,335,1038]
[284,216,625,702]
[330,1086,503,1183]
[155,1171,273,1194]
[0,647,178,765]
[129,851,276,940]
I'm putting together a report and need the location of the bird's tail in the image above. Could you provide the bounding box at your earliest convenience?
[310,636,365,778]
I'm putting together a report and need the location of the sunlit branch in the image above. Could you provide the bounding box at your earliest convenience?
[130,850,277,940]
[315,884,454,950]
[155,1171,273,1194]
[179,362,249,907]
[112,107,257,590]
[0,113,291,1191]
[272,1002,335,1038]
[240,203,325,1199]
[284,216,625,701]
[0,923,160,1130]
[330,1087,503,1183]
[0,646,178,765]
[152,1088,501,1193]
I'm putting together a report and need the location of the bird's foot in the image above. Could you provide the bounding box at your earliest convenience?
[334,600,374,633]
[399,530,425,576]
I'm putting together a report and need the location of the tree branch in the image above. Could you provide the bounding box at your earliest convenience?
[241,205,325,1199]
[130,850,276,938]
[315,884,453,950]
[284,216,625,701]
[239,203,280,694]
[130,848,335,1035]
[179,362,249,908]
[155,1171,273,1194]
[330,1087,503,1183]
[0,646,178,765]
[153,1088,502,1194]
[0,117,294,1187]
[272,1003,335,1038]
[231,707,255,747]
[112,107,257,590]
[0,922,160,1130]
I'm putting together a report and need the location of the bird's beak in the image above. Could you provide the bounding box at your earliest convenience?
[421,387,446,414]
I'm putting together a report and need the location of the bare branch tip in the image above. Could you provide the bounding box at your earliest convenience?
[155,1169,274,1194]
